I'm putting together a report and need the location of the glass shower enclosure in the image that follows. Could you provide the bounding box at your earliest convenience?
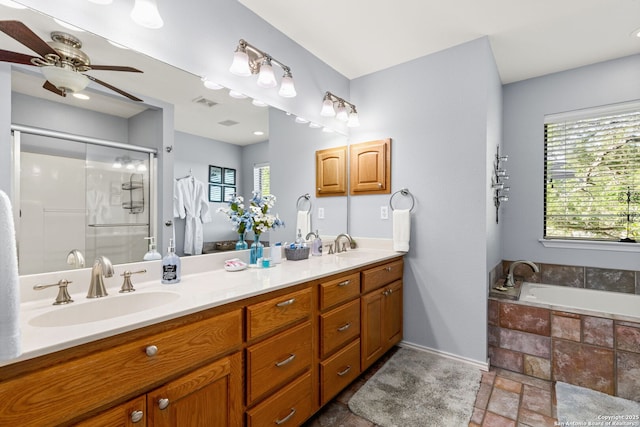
[12,125,156,275]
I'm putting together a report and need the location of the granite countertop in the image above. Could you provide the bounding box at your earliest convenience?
[6,242,402,367]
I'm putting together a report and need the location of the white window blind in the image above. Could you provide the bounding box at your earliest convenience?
[544,103,640,242]
[253,163,270,195]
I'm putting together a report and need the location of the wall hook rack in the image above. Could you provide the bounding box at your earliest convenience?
[492,146,510,223]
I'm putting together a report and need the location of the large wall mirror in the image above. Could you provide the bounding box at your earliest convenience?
[1,3,348,275]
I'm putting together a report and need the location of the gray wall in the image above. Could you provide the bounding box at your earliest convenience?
[349,37,501,363]
[502,54,640,270]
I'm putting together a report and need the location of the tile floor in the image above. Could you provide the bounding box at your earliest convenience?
[303,347,558,427]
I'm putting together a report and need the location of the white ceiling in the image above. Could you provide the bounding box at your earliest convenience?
[239,0,640,84]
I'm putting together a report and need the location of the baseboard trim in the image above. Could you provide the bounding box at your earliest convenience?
[398,340,490,372]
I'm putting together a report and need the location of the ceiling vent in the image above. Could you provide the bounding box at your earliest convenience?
[218,119,239,127]
[192,96,218,108]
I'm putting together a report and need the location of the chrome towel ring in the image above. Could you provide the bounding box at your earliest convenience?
[296,193,312,212]
[389,188,415,212]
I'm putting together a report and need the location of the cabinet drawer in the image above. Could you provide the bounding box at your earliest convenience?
[319,272,360,310]
[361,259,403,293]
[320,339,361,405]
[246,372,313,427]
[320,299,360,358]
[246,287,312,341]
[74,395,146,427]
[0,309,242,427]
[246,321,312,404]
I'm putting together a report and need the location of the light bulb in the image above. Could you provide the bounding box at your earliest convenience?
[229,48,251,76]
[113,160,122,169]
[278,74,296,98]
[126,162,135,170]
[320,98,336,117]
[131,0,164,29]
[257,58,277,88]
[137,163,147,172]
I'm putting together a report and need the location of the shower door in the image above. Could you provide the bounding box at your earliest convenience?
[14,128,154,275]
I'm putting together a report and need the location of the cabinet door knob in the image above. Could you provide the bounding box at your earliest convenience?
[158,398,170,410]
[145,345,158,357]
[276,298,295,307]
[275,353,296,367]
[337,280,350,287]
[130,410,144,423]
[275,408,296,425]
[337,322,351,332]
[337,365,352,377]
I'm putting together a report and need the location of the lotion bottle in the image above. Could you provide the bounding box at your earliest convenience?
[143,237,162,261]
[311,230,322,256]
[161,238,181,284]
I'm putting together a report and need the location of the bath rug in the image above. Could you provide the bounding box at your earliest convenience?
[348,347,481,427]
[556,382,640,426]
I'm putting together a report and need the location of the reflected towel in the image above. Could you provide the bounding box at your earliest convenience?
[296,210,311,238]
[0,190,21,361]
[393,209,411,252]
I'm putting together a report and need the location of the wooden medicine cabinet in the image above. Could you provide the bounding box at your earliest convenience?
[316,146,347,197]
[350,138,391,195]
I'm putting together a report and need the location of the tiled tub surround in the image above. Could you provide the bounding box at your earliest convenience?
[488,296,640,402]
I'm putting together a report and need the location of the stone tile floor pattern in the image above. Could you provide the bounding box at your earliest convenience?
[303,347,557,427]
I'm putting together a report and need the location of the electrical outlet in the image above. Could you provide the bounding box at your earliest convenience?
[380,206,389,220]
[318,207,325,219]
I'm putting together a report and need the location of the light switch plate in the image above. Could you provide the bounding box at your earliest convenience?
[318,207,325,219]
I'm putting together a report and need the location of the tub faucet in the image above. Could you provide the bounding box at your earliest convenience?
[505,260,539,287]
[66,249,85,269]
[88,256,114,298]
[334,233,353,253]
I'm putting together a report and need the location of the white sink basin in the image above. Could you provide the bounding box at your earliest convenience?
[29,291,180,327]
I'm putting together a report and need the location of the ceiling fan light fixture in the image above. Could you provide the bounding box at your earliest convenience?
[41,66,89,93]
[131,0,164,29]
[72,93,90,100]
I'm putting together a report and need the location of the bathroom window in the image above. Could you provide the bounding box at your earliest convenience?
[544,102,640,242]
[253,163,270,195]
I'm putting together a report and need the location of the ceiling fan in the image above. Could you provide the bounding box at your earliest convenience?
[0,20,143,101]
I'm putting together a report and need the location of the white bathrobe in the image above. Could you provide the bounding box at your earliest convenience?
[174,177,211,255]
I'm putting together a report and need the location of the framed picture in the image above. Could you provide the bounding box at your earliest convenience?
[209,184,222,202]
[223,167,236,185]
[223,186,236,202]
[209,165,222,184]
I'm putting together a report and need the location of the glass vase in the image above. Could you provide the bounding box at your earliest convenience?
[250,233,263,265]
[235,232,248,250]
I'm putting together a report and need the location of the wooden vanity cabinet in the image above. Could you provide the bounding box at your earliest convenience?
[73,396,147,427]
[361,260,404,371]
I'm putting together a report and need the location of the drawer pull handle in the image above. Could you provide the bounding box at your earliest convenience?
[145,345,158,357]
[385,266,392,272]
[130,410,144,423]
[275,408,296,425]
[276,298,296,307]
[337,365,352,376]
[337,322,351,332]
[157,398,169,410]
[275,353,296,367]
[337,280,350,287]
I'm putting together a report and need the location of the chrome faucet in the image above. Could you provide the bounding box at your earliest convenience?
[88,256,114,298]
[505,260,539,287]
[334,233,353,253]
[66,249,85,269]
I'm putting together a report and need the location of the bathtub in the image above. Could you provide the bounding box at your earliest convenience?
[519,282,640,321]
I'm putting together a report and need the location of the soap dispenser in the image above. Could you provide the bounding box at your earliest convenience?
[311,230,322,256]
[161,238,181,284]
[143,237,162,261]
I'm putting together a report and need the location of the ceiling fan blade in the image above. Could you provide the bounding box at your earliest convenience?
[84,74,143,102]
[0,48,37,66]
[0,21,58,59]
[89,65,143,73]
[43,80,65,97]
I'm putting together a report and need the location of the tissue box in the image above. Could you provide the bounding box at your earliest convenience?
[284,246,310,261]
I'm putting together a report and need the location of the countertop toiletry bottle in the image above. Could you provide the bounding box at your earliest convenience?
[312,230,322,256]
[161,238,181,284]
[143,236,162,261]
[271,242,282,264]
[295,229,303,248]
